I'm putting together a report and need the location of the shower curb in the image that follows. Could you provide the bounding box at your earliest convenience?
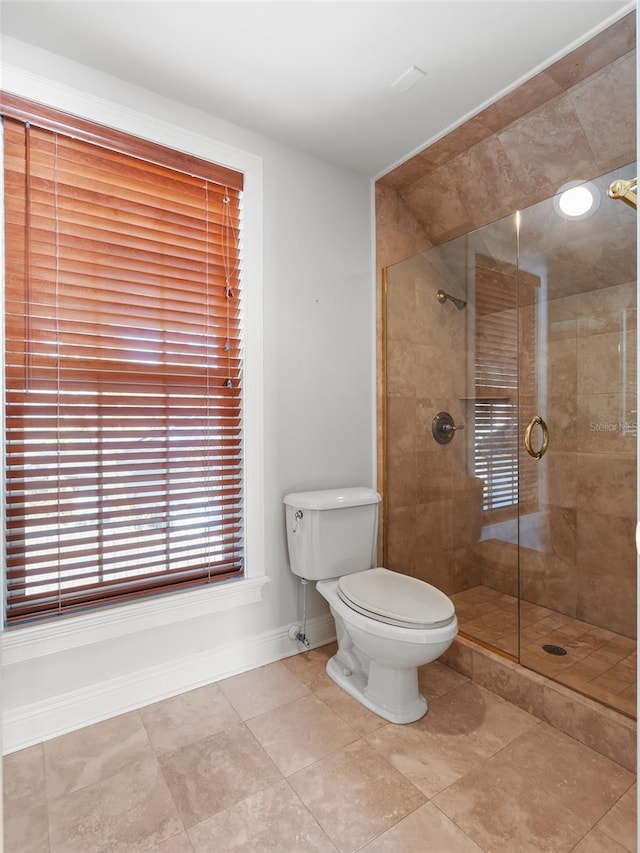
[441,635,636,773]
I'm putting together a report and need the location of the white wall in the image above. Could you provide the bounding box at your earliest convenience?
[0,38,375,751]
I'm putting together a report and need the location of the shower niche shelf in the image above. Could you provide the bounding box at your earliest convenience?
[461,386,513,401]
[460,394,513,401]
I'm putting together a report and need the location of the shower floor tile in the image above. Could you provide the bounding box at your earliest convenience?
[451,585,637,719]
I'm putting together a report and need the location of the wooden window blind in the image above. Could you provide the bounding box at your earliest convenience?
[473,256,538,514]
[2,98,245,624]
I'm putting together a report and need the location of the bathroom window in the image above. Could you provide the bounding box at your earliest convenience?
[473,256,538,515]
[2,96,245,624]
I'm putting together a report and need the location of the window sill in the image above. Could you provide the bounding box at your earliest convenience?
[2,575,270,665]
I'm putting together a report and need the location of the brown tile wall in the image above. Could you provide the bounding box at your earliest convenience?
[378,13,637,635]
[385,247,483,595]
[519,280,637,637]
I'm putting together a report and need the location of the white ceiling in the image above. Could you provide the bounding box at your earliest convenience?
[0,1,633,177]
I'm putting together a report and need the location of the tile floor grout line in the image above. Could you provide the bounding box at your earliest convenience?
[281,776,341,853]
[429,798,492,853]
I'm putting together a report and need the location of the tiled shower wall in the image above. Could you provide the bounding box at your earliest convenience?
[385,249,482,595]
[377,13,637,633]
[535,282,637,638]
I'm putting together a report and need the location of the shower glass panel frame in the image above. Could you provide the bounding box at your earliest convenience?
[384,162,637,719]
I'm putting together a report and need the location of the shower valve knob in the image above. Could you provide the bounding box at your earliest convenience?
[432,411,464,444]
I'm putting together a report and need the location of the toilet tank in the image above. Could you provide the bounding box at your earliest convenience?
[283,487,381,581]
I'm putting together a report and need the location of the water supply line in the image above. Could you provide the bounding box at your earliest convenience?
[289,508,310,646]
[295,578,311,647]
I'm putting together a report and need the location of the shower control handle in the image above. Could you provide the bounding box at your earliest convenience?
[432,411,464,445]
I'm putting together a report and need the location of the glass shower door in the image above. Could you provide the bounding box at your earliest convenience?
[462,218,520,657]
[517,164,637,718]
[384,214,521,660]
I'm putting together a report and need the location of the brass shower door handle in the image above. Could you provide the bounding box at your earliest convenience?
[524,415,549,459]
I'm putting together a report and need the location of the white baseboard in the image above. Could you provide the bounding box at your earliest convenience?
[3,613,336,754]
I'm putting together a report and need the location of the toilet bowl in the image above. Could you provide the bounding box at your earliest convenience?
[283,487,458,724]
[317,568,457,723]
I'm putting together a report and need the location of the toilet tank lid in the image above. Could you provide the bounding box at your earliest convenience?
[283,487,381,510]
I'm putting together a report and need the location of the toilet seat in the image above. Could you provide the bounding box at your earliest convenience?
[337,567,455,630]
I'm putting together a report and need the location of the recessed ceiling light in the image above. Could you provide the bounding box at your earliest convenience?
[391,65,427,93]
[554,180,600,219]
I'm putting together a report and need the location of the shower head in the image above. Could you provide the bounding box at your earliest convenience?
[436,289,467,311]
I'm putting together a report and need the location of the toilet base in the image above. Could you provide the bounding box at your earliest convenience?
[326,655,428,724]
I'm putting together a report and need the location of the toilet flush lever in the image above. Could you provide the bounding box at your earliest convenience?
[292,509,303,533]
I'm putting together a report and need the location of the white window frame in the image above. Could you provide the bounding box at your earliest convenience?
[0,65,267,666]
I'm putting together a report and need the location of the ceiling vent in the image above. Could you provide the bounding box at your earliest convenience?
[391,65,427,93]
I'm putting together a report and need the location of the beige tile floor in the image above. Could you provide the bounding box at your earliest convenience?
[4,644,637,853]
[451,585,637,719]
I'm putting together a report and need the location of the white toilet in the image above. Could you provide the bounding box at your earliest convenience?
[283,486,458,724]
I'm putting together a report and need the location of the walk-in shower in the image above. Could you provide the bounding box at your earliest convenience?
[384,163,637,719]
